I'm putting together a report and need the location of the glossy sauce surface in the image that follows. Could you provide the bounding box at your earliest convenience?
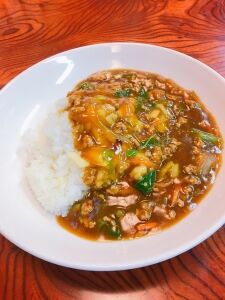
[58,69,222,241]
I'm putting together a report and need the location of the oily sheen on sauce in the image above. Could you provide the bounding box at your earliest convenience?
[57,69,223,241]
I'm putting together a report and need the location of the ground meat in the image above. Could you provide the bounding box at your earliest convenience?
[80,199,94,216]
[191,137,205,156]
[163,138,181,159]
[193,137,205,148]
[185,175,201,185]
[168,210,176,219]
[83,167,111,188]
[149,89,166,100]
[176,116,187,128]
[166,94,179,101]
[95,168,111,188]
[83,167,97,186]
[143,123,155,135]
[155,80,166,89]
[112,121,127,134]
[68,94,81,106]
[144,78,153,88]
[170,87,183,95]
[192,146,202,156]
[183,185,194,194]
[151,146,163,163]
[61,69,222,241]
[82,135,94,148]
[71,106,85,113]
[185,99,197,109]
[79,217,96,229]
[183,164,198,175]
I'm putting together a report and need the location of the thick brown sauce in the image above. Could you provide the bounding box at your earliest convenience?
[57,69,223,241]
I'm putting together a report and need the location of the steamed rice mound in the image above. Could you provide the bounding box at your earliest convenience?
[25,109,87,216]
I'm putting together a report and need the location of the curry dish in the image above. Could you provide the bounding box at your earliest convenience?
[58,69,223,240]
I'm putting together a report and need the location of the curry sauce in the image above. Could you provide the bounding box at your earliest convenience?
[57,69,223,241]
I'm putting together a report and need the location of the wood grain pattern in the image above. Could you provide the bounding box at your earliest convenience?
[0,0,225,299]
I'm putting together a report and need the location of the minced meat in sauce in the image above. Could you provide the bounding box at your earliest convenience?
[57,69,223,241]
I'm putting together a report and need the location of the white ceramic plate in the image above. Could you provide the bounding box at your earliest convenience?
[0,43,224,271]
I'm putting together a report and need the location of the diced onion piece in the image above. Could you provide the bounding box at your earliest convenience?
[155,103,168,116]
[130,165,147,180]
[82,147,108,167]
[159,161,179,179]
[130,153,156,168]
[149,109,161,119]
[200,153,216,177]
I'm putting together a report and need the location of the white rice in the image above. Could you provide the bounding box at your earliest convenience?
[24,106,88,216]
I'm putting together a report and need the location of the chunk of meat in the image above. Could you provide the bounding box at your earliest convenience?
[106,195,138,207]
[183,164,198,175]
[170,185,181,207]
[136,221,158,231]
[155,179,173,188]
[153,206,170,220]
[120,212,140,232]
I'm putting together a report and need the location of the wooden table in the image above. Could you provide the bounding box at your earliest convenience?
[1,0,225,299]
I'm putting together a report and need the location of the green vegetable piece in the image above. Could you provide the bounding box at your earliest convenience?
[138,87,149,99]
[97,220,107,230]
[108,224,121,239]
[136,96,144,111]
[114,89,131,98]
[135,170,156,195]
[115,209,125,218]
[102,149,115,177]
[136,87,149,111]
[126,149,138,157]
[98,219,121,239]
[193,103,201,110]
[79,81,94,90]
[102,149,114,162]
[192,128,219,144]
[140,135,158,149]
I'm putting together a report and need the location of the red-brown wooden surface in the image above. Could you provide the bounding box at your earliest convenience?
[0,1,225,299]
